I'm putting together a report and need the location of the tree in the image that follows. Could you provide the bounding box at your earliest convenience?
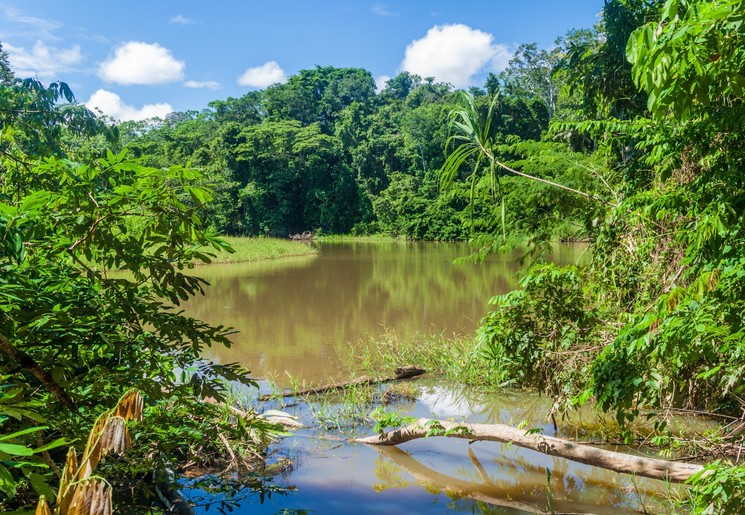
[0,43,14,85]
[264,66,376,133]
[500,43,564,120]
[563,0,663,119]
[0,71,260,509]
[439,91,614,246]
[208,91,264,126]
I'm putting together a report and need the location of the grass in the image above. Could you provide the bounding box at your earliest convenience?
[340,330,503,389]
[207,236,318,264]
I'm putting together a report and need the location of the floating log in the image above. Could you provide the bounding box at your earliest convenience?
[258,365,426,402]
[355,418,704,483]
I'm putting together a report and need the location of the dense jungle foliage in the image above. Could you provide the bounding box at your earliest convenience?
[1,0,744,512]
[0,47,279,511]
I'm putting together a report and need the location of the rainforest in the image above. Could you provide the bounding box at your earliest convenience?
[1,0,744,513]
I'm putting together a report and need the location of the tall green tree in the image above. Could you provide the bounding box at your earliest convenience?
[0,71,262,510]
[263,66,376,134]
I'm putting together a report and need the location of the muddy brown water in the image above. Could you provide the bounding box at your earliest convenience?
[181,242,687,514]
[185,241,587,386]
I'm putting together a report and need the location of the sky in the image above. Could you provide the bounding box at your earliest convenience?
[1,1,603,121]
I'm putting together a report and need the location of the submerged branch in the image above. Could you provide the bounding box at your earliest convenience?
[258,366,425,402]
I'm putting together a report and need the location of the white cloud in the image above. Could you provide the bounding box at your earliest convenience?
[1,6,62,40]
[170,15,196,26]
[237,61,286,89]
[85,89,173,121]
[372,3,397,17]
[98,41,185,85]
[375,74,391,92]
[5,40,83,79]
[401,24,511,89]
[184,80,221,90]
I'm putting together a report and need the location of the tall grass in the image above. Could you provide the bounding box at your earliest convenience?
[208,237,317,264]
[341,331,503,388]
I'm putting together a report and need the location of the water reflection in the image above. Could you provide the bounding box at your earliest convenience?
[187,380,676,514]
[184,242,586,385]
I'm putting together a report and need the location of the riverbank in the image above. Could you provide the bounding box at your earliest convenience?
[314,234,404,243]
[208,236,318,264]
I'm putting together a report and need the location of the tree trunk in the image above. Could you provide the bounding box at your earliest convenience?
[355,418,704,483]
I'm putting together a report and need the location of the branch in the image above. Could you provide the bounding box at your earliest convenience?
[355,418,704,483]
[491,152,618,208]
[68,214,107,252]
[0,333,76,412]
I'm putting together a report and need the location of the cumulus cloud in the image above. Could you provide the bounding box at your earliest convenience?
[98,42,185,85]
[5,40,83,79]
[170,15,196,26]
[85,89,173,121]
[375,75,391,92]
[184,80,221,90]
[401,24,511,89]
[237,61,286,89]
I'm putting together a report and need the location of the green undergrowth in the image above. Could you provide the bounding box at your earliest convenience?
[342,331,502,389]
[262,370,419,437]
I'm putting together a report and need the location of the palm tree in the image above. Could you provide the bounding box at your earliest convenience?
[439,91,616,242]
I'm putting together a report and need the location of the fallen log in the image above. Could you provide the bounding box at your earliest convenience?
[258,365,425,401]
[355,418,704,483]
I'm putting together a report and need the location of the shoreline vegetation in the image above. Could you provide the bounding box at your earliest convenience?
[207,236,318,264]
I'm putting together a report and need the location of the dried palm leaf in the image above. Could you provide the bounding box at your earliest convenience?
[67,478,112,515]
[112,390,144,422]
[35,495,52,515]
[56,447,79,513]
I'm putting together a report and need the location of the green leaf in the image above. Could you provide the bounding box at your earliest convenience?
[28,472,56,501]
[0,426,48,442]
[0,443,33,456]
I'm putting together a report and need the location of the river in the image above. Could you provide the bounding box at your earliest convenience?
[181,241,680,514]
[185,241,587,385]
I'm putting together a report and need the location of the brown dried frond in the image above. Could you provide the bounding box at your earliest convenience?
[78,390,142,478]
[57,447,80,513]
[67,478,112,515]
[112,390,144,423]
[98,416,131,456]
[35,496,52,515]
[79,418,106,479]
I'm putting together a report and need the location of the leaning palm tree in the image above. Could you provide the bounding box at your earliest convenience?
[439,91,614,242]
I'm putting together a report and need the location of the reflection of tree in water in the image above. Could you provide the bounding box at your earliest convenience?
[406,382,671,512]
[372,457,410,492]
[370,444,664,514]
[416,382,549,426]
[183,242,580,383]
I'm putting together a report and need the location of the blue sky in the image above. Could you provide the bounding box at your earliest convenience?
[1,1,603,121]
